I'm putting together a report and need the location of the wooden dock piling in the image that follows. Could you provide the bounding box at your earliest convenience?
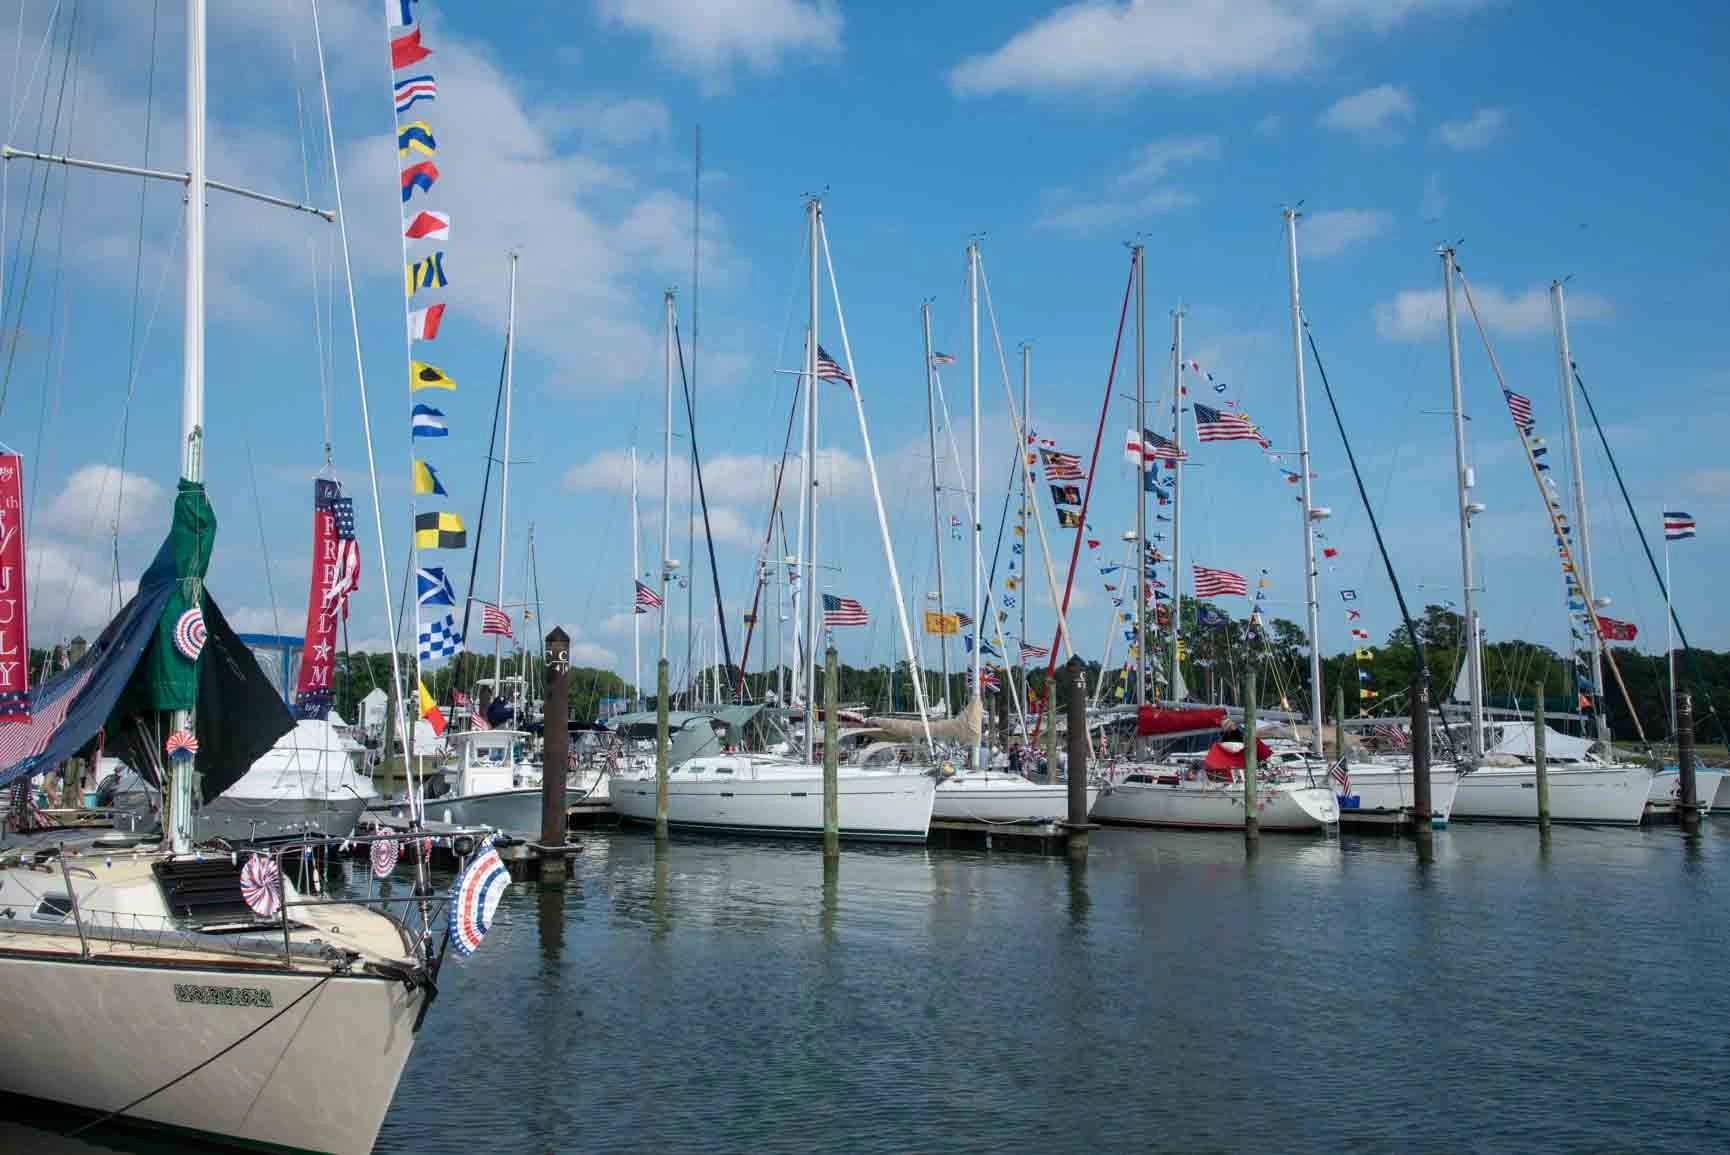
[531,628,576,881]
[1533,682,1551,831]
[1409,673,1432,828]
[1243,671,1260,842]
[1063,657,1094,857]
[1678,692,1700,835]
[823,646,839,858]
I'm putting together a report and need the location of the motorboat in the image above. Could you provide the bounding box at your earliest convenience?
[399,729,583,838]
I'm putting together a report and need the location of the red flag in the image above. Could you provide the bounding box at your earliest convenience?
[0,454,29,721]
[391,28,432,69]
[1322,547,1338,559]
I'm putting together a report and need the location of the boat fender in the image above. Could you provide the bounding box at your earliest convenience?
[938,762,956,779]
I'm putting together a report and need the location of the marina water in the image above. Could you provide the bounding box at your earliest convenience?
[9,823,1728,1153]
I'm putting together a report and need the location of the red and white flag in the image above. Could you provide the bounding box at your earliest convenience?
[0,454,29,721]
[408,302,446,341]
[481,603,513,638]
[404,210,450,241]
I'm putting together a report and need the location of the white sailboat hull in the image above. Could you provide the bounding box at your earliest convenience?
[390,786,588,839]
[1451,764,1653,824]
[609,770,935,842]
[1337,764,1462,827]
[1091,779,1338,831]
[1646,768,1724,816]
[0,954,423,1154]
[932,775,1098,823]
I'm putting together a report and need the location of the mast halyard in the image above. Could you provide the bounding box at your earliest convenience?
[1551,279,1606,742]
[493,255,517,696]
[631,446,641,712]
[922,303,950,714]
[1132,244,1147,723]
[1285,209,1327,759]
[1442,247,1485,761]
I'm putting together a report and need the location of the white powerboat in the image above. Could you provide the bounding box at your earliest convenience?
[1646,766,1725,818]
[609,754,935,842]
[399,729,582,838]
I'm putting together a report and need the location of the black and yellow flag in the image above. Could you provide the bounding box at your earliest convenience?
[415,510,466,550]
[410,361,456,392]
[1057,509,1083,529]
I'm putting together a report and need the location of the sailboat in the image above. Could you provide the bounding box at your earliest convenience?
[609,198,935,841]
[1432,252,1653,824]
[0,3,438,1149]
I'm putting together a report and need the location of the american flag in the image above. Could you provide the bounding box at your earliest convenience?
[452,689,471,708]
[1329,759,1351,794]
[481,603,513,638]
[931,351,955,366]
[634,579,663,610]
[822,594,869,627]
[1193,403,1261,443]
[1372,722,1408,750]
[0,665,94,771]
[1040,448,1084,480]
[1663,511,1696,541]
[1020,641,1050,663]
[1192,564,1248,597]
[1504,390,1534,432]
[1127,427,1186,463]
[321,495,361,620]
[815,345,853,388]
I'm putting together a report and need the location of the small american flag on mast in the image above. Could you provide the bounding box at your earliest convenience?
[1193,403,1262,443]
[815,345,853,388]
[634,580,663,610]
[1504,390,1534,432]
[480,603,513,638]
[822,594,869,627]
[1020,640,1050,663]
[1193,564,1249,597]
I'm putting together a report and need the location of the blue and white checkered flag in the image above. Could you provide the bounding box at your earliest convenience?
[418,611,463,664]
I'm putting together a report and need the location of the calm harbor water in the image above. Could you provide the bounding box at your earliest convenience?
[9,821,1730,1153]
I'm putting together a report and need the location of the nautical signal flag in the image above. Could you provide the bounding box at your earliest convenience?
[411,403,447,437]
[401,160,439,202]
[410,362,455,391]
[404,210,450,241]
[415,510,466,549]
[408,302,446,341]
[391,27,432,70]
[412,459,447,496]
[923,611,960,636]
[1354,647,1375,660]
[394,74,436,115]
[1664,511,1697,541]
[1057,509,1083,529]
[480,603,513,639]
[387,0,419,28]
[407,251,447,294]
[417,565,456,607]
[1050,484,1082,507]
[418,678,447,736]
[397,121,436,158]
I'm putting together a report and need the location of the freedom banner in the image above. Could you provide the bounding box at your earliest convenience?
[0,455,27,721]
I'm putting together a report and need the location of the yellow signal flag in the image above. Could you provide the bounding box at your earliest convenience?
[410,361,456,391]
[1354,647,1375,661]
[923,611,960,636]
[1359,688,1379,700]
[414,510,467,550]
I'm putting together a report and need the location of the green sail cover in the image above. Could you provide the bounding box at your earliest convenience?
[144,479,215,712]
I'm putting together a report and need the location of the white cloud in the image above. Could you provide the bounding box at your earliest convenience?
[34,465,168,541]
[950,1,1484,95]
[563,448,866,505]
[1373,283,1612,341]
[1318,84,1415,135]
[598,0,842,75]
[26,540,138,642]
[1301,208,1391,257]
[573,96,671,147]
[568,641,619,667]
[1438,106,1508,150]
[1036,136,1217,236]
[1681,469,1730,499]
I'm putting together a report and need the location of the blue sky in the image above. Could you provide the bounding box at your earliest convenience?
[3,0,1727,701]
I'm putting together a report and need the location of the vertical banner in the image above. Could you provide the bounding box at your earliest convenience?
[0,455,26,721]
[294,479,341,717]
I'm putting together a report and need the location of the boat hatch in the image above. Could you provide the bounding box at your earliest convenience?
[31,894,72,922]
[153,858,254,922]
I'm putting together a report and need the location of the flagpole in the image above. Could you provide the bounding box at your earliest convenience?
[922,302,950,713]
[493,254,517,702]
[1443,247,1484,761]
[1553,279,1605,741]
[1665,519,1676,741]
[1285,208,1326,760]
[631,446,641,712]
[1132,243,1147,727]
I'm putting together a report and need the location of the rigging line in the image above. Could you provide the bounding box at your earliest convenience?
[0,0,77,419]
[285,2,332,461]
[1032,260,1133,742]
[445,323,510,710]
[114,0,159,579]
[1454,268,1648,749]
[672,319,736,691]
[245,438,282,639]
[67,974,337,1140]
[733,384,803,701]
[1572,364,1728,745]
[1301,315,1457,762]
[4,0,64,141]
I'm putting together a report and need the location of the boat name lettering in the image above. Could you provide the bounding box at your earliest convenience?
[173,983,274,1008]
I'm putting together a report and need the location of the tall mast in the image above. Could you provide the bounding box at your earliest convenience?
[1442,247,1485,760]
[968,240,983,767]
[1285,209,1326,758]
[171,0,208,854]
[1133,244,1147,715]
[660,290,674,681]
[922,302,950,711]
[492,254,517,697]
[1019,342,1030,717]
[1552,280,1605,741]
[684,128,701,709]
[631,446,641,712]
[1167,309,1185,702]
[802,197,820,762]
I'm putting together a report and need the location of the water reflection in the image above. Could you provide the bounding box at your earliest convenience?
[820,854,839,942]
[1065,855,1089,929]
[535,879,564,964]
